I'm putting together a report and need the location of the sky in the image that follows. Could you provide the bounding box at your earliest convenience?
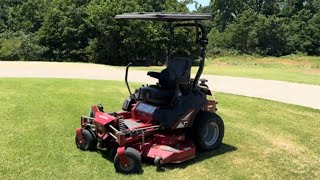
[187,0,210,11]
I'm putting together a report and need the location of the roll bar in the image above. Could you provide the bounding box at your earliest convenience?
[125,62,136,101]
[116,13,211,89]
[168,22,208,88]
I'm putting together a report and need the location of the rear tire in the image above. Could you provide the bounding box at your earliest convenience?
[114,147,142,174]
[75,129,97,151]
[194,111,224,151]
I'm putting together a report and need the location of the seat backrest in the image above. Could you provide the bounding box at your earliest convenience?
[159,57,192,89]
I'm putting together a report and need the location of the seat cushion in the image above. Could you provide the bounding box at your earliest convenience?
[140,86,174,105]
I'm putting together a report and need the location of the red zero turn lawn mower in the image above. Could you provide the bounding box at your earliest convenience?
[75,13,224,174]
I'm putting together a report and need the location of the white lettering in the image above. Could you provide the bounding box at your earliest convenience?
[99,115,108,120]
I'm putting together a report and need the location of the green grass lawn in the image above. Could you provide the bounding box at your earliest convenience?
[132,55,320,85]
[0,78,319,179]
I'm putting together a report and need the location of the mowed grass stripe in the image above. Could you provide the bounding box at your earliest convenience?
[0,78,319,179]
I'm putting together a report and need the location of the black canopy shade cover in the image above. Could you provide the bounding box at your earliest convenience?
[114,12,212,21]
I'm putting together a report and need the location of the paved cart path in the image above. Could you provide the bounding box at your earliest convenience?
[1,61,319,110]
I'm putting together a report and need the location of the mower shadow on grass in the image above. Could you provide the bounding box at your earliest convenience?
[98,148,117,162]
[156,143,237,172]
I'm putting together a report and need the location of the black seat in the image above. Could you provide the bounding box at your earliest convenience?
[140,85,175,104]
[140,57,192,105]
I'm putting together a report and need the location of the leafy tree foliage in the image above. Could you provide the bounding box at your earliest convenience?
[0,31,48,60]
[6,0,48,33]
[84,0,193,65]
[38,0,90,61]
[0,0,319,63]
[207,0,320,56]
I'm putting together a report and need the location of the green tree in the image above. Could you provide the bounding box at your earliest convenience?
[6,0,49,33]
[286,9,320,55]
[0,0,24,33]
[207,0,320,56]
[84,0,144,65]
[0,31,48,60]
[85,0,193,65]
[38,0,90,61]
[226,9,259,53]
[253,15,288,56]
[210,0,245,31]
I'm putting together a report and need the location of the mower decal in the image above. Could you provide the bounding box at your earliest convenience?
[175,110,195,129]
[98,115,109,120]
[94,112,116,125]
[176,122,185,128]
[157,145,180,153]
[182,111,194,120]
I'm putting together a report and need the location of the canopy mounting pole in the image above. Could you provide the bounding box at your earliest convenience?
[166,22,173,65]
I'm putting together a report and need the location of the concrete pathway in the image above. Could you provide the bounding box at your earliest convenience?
[1,61,319,110]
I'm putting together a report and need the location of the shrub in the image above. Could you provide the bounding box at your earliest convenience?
[0,31,48,61]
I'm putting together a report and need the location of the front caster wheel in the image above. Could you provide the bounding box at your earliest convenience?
[114,147,142,174]
[75,129,97,151]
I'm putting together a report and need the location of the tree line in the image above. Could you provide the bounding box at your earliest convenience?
[206,0,320,56]
[0,0,319,65]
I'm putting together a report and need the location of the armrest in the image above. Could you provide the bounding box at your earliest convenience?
[147,71,160,79]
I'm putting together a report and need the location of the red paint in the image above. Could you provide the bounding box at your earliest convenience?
[94,112,116,126]
[96,132,109,140]
[131,102,139,120]
[76,128,83,144]
[77,103,198,168]
[124,129,157,144]
[117,133,126,147]
[146,139,195,164]
[117,111,132,119]
[204,100,217,113]
[154,133,185,146]
[140,143,152,157]
[131,102,157,124]
[117,146,129,167]
[91,105,101,114]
